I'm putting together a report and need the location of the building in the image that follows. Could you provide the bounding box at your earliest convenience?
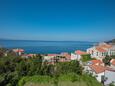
[104,69,115,85]
[87,43,115,60]
[85,60,115,85]
[85,64,105,82]
[12,48,24,56]
[22,54,36,58]
[110,59,115,68]
[60,52,71,62]
[44,54,58,60]
[71,50,88,60]
[87,60,104,66]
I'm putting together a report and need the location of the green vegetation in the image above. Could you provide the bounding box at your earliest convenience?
[102,55,115,66]
[18,73,102,86]
[81,54,95,62]
[109,82,115,86]
[0,48,102,86]
[102,55,111,66]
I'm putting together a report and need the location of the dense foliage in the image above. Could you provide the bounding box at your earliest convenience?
[18,73,102,86]
[102,55,115,66]
[0,48,103,86]
[102,55,111,66]
[81,54,95,62]
[0,48,83,86]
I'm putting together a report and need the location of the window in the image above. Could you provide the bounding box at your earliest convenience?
[106,52,108,55]
[92,50,93,55]
[102,52,104,56]
[97,52,98,56]
[95,75,98,77]
[110,52,112,56]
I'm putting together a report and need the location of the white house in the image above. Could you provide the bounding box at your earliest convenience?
[104,69,115,85]
[71,50,88,60]
[43,54,58,60]
[12,48,24,56]
[87,60,104,66]
[85,63,115,85]
[85,64,105,82]
[87,43,115,60]
[110,59,115,69]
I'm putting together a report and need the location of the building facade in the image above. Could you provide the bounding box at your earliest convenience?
[87,43,115,60]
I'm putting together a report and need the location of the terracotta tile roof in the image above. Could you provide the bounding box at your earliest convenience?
[89,65,106,74]
[90,60,103,65]
[100,44,112,49]
[61,52,71,59]
[111,59,115,66]
[48,54,58,56]
[96,47,107,52]
[75,50,87,55]
[13,49,24,52]
[27,54,36,57]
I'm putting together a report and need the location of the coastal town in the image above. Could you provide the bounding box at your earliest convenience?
[1,42,115,86]
[1,0,115,85]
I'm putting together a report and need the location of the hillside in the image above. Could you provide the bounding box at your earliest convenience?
[18,74,102,86]
[106,39,115,44]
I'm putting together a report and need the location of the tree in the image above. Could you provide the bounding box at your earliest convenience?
[109,82,115,86]
[81,54,93,62]
[103,55,112,66]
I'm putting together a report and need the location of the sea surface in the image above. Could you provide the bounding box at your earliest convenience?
[0,40,97,54]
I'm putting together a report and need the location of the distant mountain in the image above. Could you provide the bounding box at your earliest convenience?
[106,39,115,44]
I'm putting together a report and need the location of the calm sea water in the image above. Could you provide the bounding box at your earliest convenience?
[0,40,97,54]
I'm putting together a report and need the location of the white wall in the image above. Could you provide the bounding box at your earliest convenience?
[84,66,104,82]
[44,56,54,60]
[71,53,81,60]
[87,47,107,60]
[96,72,104,82]
[104,70,115,85]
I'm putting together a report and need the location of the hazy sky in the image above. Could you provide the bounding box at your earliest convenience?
[0,0,115,41]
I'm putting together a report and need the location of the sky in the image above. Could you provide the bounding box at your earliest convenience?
[0,0,115,42]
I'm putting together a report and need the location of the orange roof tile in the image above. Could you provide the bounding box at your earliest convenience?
[75,50,87,55]
[100,44,112,49]
[91,60,103,65]
[48,54,58,56]
[89,65,106,74]
[13,49,24,52]
[96,47,107,52]
[27,54,35,57]
[61,52,71,59]
[111,59,115,66]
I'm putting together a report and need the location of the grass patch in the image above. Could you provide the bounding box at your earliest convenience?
[18,73,102,86]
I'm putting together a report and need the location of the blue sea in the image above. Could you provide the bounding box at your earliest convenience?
[0,40,97,54]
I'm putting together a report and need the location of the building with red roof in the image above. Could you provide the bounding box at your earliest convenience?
[61,52,71,60]
[87,60,104,66]
[85,64,115,83]
[47,54,58,57]
[12,48,24,56]
[110,59,115,68]
[71,50,88,60]
[85,64,105,82]
[96,47,107,52]
[75,50,88,55]
[87,43,115,60]
[89,65,106,74]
